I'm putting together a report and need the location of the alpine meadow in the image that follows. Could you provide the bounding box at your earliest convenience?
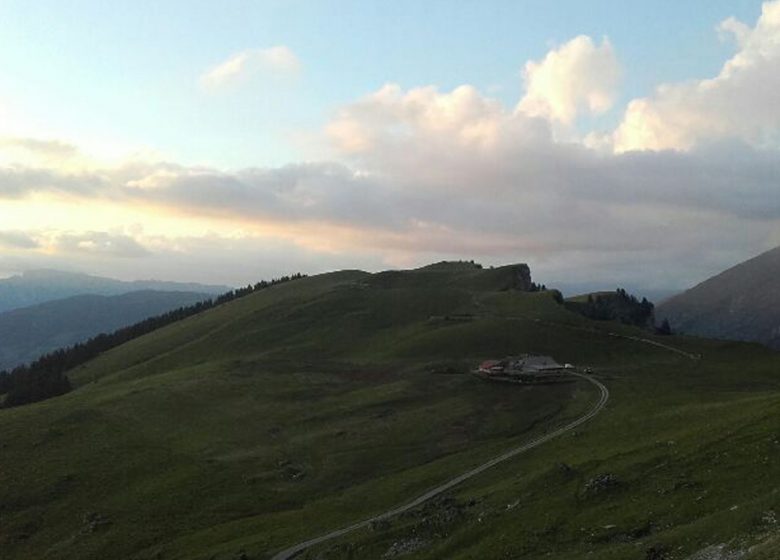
[2,2,780,560]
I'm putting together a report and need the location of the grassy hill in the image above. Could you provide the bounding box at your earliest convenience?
[657,246,780,349]
[1,262,778,560]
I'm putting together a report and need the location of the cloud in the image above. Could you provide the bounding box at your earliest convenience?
[0,166,106,199]
[200,46,301,89]
[0,136,97,174]
[2,80,779,289]
[614,0,780,152]
[516,35,620,125]
[0,230,40,249]
[327,83,517,156]
[0,230,390,286]
[717,16,751,46]
[0,138,79,159]
[2,22,780,290]
[54,231,151,258]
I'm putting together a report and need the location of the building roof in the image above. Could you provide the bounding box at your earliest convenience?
[479,360,503,369]
[520,355,560,368]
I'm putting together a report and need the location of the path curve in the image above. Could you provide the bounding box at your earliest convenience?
[270,372,609,560]
[605,332,700,360]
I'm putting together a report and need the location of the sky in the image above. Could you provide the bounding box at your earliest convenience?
[0,0,778,293]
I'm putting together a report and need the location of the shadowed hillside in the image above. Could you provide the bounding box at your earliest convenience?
[0,269,229,313]
[1,262,779,560]
[0,290,212,371]
[657,246,780,349]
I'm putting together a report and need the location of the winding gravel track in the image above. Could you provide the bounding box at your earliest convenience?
[605,332,700,360]
[270,372,609,560]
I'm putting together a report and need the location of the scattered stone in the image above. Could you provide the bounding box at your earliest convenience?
[686,543,746,560]
[645,543,670,560]
[583,473,620,496]
[397,495,474,539]
[383,538,427,558]
[283,465,305,480]
[81,512,111,534]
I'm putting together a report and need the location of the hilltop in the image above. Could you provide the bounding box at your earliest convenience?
[657,246,780,349]
[565,289,655,328]
[1,262,779,560]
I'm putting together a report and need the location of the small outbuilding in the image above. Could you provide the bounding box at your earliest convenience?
[507,355,563,374]
[478,360,506,375]
[475,354,574,384]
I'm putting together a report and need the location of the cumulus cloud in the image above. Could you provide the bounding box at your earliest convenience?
[614,0,780,152]
[8,129,769,281]
[2,18,780,289]
[517,35,620,125]
[200,46,300,89]
[327,83,518,155]
[717,16,752,46]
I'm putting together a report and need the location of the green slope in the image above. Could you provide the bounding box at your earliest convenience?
[1,263,778,560]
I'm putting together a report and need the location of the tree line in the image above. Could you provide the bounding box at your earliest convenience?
[567,288,655,327]
[0,273,306,408]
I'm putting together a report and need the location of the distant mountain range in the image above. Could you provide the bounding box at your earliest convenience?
[0,290,213,371]
[656,246,780,349]
[0,269,229,313]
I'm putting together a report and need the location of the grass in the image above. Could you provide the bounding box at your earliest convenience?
[1,263,779,560]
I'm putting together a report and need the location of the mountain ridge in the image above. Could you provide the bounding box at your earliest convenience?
[656,246,780,348]
[0,290,214,371]
[0,269,230,313]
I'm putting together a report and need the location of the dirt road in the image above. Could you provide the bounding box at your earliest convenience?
[270,372,609,560]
